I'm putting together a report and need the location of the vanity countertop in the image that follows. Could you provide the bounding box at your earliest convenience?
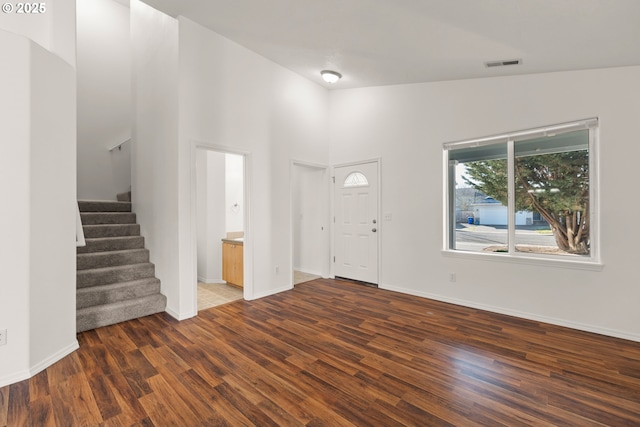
[222,237,244,245]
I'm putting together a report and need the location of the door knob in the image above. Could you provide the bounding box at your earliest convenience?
[372,228,377,232]
[372,219,377,224]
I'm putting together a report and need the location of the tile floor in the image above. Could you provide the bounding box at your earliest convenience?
[197,282,243,311]
[294,270,321,285]
[197,271,322,311]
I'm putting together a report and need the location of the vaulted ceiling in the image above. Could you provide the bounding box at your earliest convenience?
[139,0,640,89]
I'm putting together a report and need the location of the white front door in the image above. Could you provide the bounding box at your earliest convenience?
[334,162,379,284]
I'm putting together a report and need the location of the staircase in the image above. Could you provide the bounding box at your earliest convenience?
[76,196,166,332]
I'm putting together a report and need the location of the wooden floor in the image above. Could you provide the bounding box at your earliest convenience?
[2,278,640,426]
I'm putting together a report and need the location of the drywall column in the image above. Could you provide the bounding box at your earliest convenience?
[131,0,181,317]
[0,31,32,386]
[0,0,77,388]
[29,41,77,374]
[0,31,77,387]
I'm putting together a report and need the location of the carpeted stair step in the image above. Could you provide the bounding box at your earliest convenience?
[83,224,140,238]
[77,236,145,254]
[78,200,131,212]
[117,191,131,202]
[77,263,155,288]
[77,277,161,309]
[80,212,136,225]
[76,293,167,333]
[77,248,150,270]
[76,196,166,332]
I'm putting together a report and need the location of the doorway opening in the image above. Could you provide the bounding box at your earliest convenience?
[291,161,330,285]
[195,148,246,310]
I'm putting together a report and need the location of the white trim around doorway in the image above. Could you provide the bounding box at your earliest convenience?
[189,140,253,314]
[289,159,331,287]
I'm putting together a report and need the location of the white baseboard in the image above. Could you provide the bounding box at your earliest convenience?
[0,367,31,389]
[165,307,197,321]
[0,340,79,388]
[247,284,292,301]
[294,267,322,276]
[381,283,640,343]
[197,276,224,284]
[30,340,80,377]
[295,268,323,277]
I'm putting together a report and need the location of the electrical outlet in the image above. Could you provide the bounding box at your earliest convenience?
[449,273,456,282]
[0,329,6,346]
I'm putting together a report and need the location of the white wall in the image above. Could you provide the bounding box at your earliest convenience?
[196,150,208,280]
[0,30,77,387]
[225,153,244,233]
[132,9,328,318]
[293,164,329,276]
[0,0,75,66]
[77,0,132,200]
[196,150,225,283]
[329,65,640,341]
[50,0,77,66]
[177,16,329,311]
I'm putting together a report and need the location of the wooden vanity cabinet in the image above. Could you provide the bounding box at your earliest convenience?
[222,241,243,288]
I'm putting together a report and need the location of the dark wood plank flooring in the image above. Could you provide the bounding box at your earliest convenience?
[2,278,640,426]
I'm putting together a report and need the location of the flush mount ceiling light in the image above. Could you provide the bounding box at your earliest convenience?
[321,70,342,83]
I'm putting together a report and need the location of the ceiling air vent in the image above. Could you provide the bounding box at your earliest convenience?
[485,59,522,68]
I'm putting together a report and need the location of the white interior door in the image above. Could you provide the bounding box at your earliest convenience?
[334,162,379,284]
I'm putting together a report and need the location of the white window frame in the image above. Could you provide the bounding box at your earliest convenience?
[442,118,602,271]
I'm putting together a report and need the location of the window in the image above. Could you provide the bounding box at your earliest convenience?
[343,172,369,187]
[444,118,600,267]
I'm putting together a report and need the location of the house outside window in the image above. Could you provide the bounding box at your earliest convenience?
[443,118,600,268]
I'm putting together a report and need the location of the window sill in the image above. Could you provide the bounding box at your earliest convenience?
[441,249,603,271]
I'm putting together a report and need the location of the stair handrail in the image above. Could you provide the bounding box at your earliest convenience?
[76,202,86,247]
[108,137,131,152]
